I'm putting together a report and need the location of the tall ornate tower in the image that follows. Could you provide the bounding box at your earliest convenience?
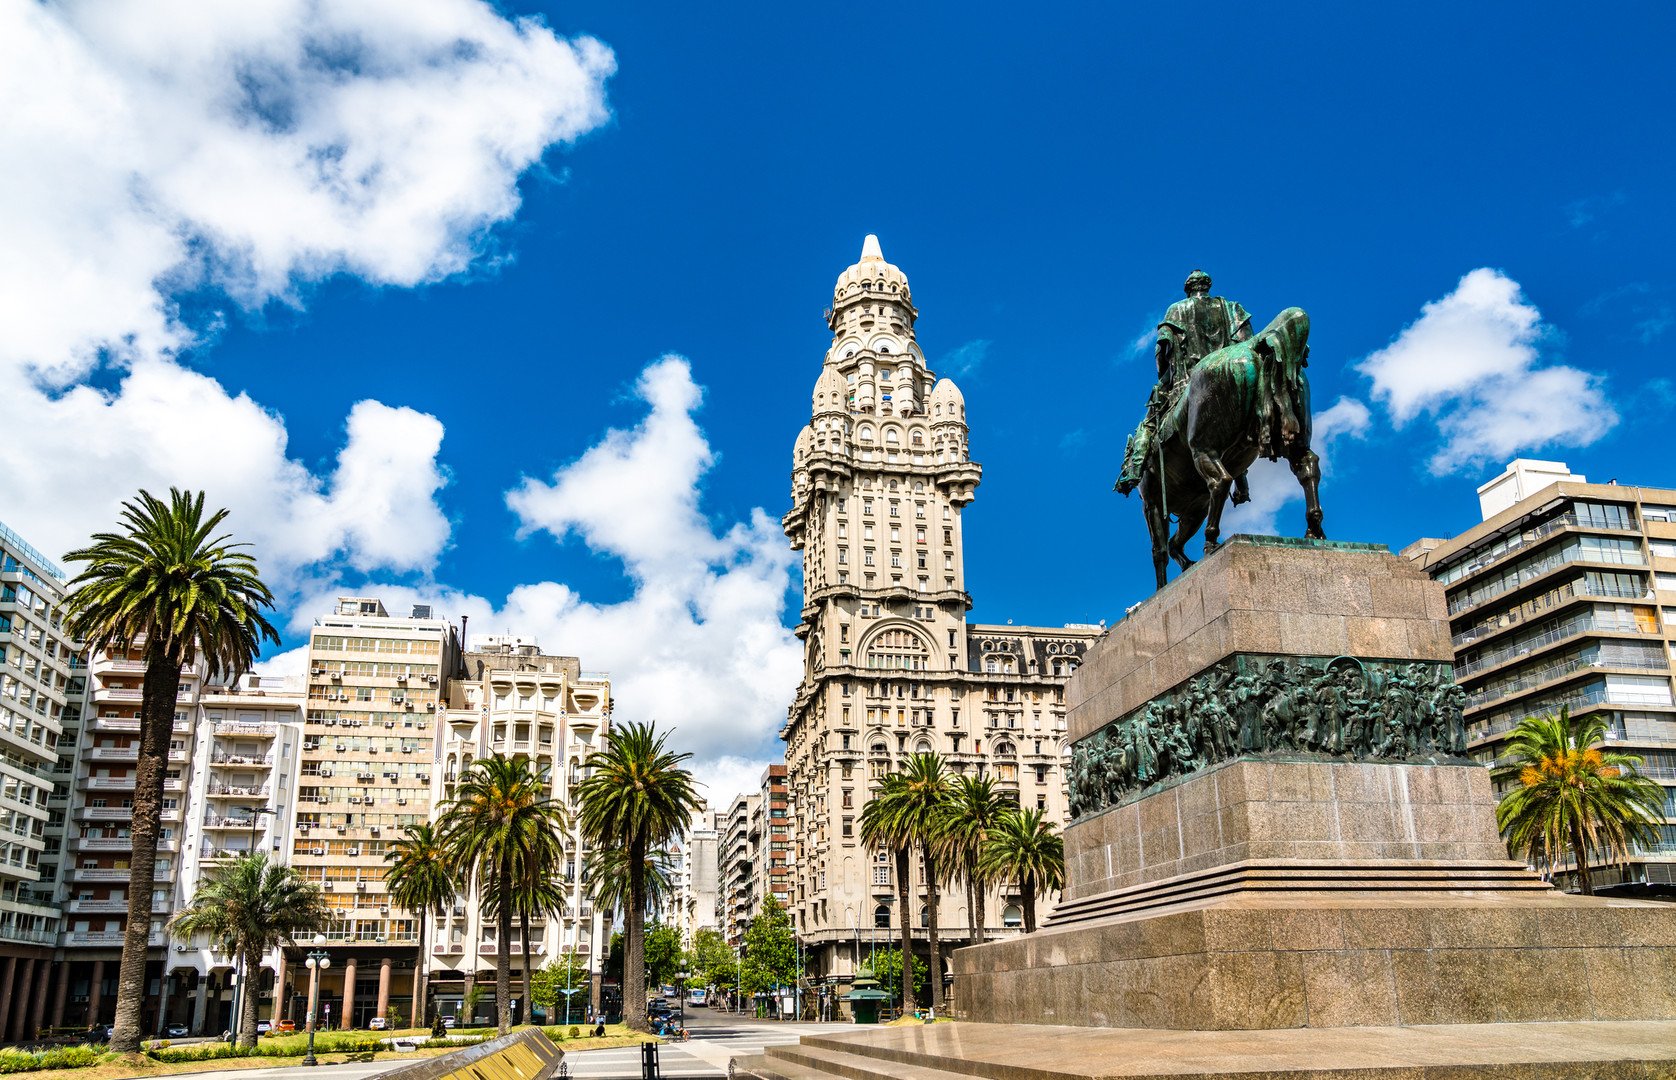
[781,237,1097,1003]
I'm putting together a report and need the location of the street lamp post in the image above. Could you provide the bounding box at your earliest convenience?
[227,807,277,1046]
[675,969,688,1031]
[302,936,331,1068]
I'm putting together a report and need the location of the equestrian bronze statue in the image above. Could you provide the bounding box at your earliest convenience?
[1117,272,1325,589]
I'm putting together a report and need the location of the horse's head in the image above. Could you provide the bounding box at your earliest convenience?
[1252,307,1312,449]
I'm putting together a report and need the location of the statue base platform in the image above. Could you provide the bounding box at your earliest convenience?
[733,1019,1676,1079]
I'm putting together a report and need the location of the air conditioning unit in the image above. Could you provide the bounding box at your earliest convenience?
[426,704,436,712]
[400,747,412,754]
[323,881,334,890]
[396,798,407,806]
[380,906,390,914]
[324,718,337,726]
[356,881,367,890]
[346,796,360,805]
[370,827,381,837]
[347,847,361,856]
[376,935,387,943]
[384,721,395,729]
[299,825,310,835]
[311,668,325,676]
[320,769,333,777]
[427,675,438,685]
[336,827,346,834]
[315,849,327,857]
[330,673,342,682]
[397,675,408,684]
[335,744,346,752]
[405,703,414,712]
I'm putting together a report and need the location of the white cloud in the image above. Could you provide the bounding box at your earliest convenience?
[939,339,990,377]
[0,0,614,578]
[1357,269,1616,475]
[294,358,804,799]
[1219,396,1372,537]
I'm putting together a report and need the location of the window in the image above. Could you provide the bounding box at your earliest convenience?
[1002,904,1023,929]
[873,902,891,925]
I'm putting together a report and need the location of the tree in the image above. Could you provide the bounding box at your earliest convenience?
[741,897,797,998]
[864,753,950,1009]
[531,952,591,1025]
[689,927,736,992]
[575,723,702,1032]
[439,754,569,1034]
[169,854,330,1048]
[482,853,569,1024]
[644,922,685,990]
[938,774,1010,946]
[868,947,927,1009]
[64,489,278,1053]
[859,772,917,1013]
[384,823,458,1027]
[584,845,675,921]
[1495,707,1665,894]
[978,807,1064,933]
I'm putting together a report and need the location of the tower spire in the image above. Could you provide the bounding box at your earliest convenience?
[860,234,883,262]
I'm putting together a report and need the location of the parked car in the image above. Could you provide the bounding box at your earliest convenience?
[368,1017,388,1030]
[441,1016,457,1029]
[256,1020,272,1036]
[275,1020,296,1033]
[165,1024,189,1038]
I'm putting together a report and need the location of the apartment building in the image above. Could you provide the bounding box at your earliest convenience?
[1406,459,1676,892]
[780,237,1099,999]
[287,597,459,1028]
[0,520,72,1040]
[716,765,792,947]
[659,807,720,944]
[427,637,611,1023]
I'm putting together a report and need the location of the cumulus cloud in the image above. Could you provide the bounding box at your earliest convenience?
[0,0,614,577]
[1357,269,1616,475]
[298,358,804,801]
[1220,396,1372,537]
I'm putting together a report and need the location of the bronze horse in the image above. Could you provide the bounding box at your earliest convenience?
[1136,307,1324,589]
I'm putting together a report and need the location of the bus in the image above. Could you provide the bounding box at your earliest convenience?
[688,987,708,1008]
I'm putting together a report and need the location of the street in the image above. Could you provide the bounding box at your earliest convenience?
[121,1011,837,1080]
[566,1008,830,1078]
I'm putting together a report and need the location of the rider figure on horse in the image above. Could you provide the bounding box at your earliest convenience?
[1116,269,1253,496]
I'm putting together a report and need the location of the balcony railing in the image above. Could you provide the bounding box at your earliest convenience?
[210,754,273,768]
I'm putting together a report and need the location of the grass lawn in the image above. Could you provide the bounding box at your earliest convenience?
[14,1024,654,1080]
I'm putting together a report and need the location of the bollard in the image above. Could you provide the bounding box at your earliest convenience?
[641,1040,661,1080]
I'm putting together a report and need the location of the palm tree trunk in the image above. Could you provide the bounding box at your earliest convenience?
[110,659,182,1053]
[496,855,514,1034]
[967,853,985,946]
[1572,821,1593,895]
[238,946,261,1049]
[413,911,429,1027]
[625,836,647,1032]
[894,847,914,1013]
[1022,874,1037,934]
[924,844,942,1012]
[519,909,533,1025]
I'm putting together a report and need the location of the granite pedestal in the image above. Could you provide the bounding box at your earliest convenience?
[735,537,1676,1078]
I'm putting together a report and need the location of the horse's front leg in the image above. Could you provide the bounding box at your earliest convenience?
[1142,484,1170,589]
[1291,447,1325,539]
[1192,450,1234,552]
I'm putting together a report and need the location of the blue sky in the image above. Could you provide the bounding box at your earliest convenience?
[5,1,1673,796]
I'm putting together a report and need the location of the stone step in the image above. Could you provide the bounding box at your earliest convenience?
[748,1041,982,1080]
[1045,858,1552,927]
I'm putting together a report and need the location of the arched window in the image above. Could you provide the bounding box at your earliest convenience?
[870,741,889,754]
[874,904,891,929]
[1002,904,1023,928]
[920,905,930,928]
[865,629,930,672]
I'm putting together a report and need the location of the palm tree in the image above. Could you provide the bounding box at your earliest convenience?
[385,823,459,1028]
[894,754,951,1011]
[859,773,916,1014]
[439,754,568,1034]
[575,723,701,1033]
[482,850,570,1024]
[1495,707,1665,894]
[978,808,1064,933]
[584,845,675,920]
[938,774,1010,946]
[64,489,277,1053]
[169,854,330,1048]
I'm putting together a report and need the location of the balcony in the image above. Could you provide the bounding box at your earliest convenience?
[62,930,167,948]
[72,836,176,853]
[64,898,130,915]
[206,785,269,799]
[73,806,133,822]
[210,753,273,769]
[71,868,171,883]
[213,722,277,739]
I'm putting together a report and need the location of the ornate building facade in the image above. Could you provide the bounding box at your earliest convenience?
[781,237,1101,1003]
